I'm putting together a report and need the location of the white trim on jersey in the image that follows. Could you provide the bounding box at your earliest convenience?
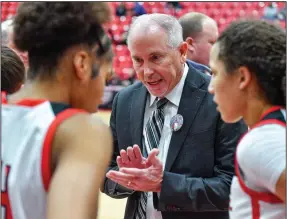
[229,109,286,219]
[1,100,86,219]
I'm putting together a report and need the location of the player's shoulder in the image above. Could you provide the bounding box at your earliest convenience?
[51,112,110,151]
[249,123,285,140]
[60,112,111,137]
[238,123,285,158]
[52,112,112,158]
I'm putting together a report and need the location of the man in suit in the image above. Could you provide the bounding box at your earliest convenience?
[187,59,212,75]
[179,12,219,75]
[103,13,247,219]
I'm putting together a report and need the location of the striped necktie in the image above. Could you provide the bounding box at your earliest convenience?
[134,97,168,219]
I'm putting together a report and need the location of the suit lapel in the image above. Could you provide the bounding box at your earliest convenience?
[164,68,208,172]
[130,84,148,151]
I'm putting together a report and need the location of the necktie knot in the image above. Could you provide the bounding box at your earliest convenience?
[156,97,168,109]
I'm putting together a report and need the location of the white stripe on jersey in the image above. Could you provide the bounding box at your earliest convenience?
[229,110,286,219]
[1,101,83,219]
[2,102,56,219]
[280,109,286,120]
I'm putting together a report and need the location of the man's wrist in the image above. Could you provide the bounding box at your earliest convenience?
[154,182,162,193]
[154,173,163,192]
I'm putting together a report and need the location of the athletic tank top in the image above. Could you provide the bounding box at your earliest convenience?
[229,106,286,219]
[1,92,86,219]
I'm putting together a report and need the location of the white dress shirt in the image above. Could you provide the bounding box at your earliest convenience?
[142,63,189,219]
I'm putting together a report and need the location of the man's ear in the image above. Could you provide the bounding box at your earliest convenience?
[178,42,188,64]
[186,36,195,53]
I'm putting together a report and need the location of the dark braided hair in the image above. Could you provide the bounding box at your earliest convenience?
[13,2,112,78]
[217,19,286,107]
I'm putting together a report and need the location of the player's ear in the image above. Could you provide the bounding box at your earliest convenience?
[73,50,93,83]
[238,66,252,90]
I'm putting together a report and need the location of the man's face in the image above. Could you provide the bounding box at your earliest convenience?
[128,25,187,97]
[187,19,218,66]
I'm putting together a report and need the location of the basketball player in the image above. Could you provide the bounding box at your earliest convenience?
[1,45,25,94]
[208,20,286,219]
[1,18,28,68]
[1,2,113,219]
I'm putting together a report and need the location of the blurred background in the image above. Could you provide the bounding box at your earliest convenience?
[2,1,286,111]
[1,2,286,219]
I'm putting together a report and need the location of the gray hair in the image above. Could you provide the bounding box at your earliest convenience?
[127,13,183,48]
[1,19,14,45]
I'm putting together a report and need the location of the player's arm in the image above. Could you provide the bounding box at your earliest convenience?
[103,92,134,198]
[275,170,286,202]
[46,113,112,219]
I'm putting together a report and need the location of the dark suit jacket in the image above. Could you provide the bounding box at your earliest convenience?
[103,62,247,219]
[187,59,211,75]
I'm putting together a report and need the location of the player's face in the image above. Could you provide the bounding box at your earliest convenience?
[88,55,113,112]
[71,45,113,113]
[208,43,244,123]
[129,26,187,97]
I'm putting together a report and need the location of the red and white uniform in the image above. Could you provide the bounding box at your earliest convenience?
[229,106,286,219]
[1,93,85,219]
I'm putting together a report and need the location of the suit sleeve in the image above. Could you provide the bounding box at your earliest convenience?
[157,118,247,212]
[101,92,135,199]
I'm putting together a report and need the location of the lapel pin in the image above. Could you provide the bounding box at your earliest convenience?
[170,114,184,132]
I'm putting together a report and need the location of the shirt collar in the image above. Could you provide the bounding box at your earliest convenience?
[149,63,189,107]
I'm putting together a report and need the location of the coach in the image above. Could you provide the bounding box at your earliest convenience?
[103,13,247,219]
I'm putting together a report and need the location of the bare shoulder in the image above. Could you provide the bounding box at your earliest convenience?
[59,112,111,142]
[47,113,113,219]
[53,112,112,165]
[67,113,111,135]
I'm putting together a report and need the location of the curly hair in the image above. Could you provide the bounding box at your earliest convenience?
[217,19,286,106]
[1,45,25,94]
[13,2,111,78]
